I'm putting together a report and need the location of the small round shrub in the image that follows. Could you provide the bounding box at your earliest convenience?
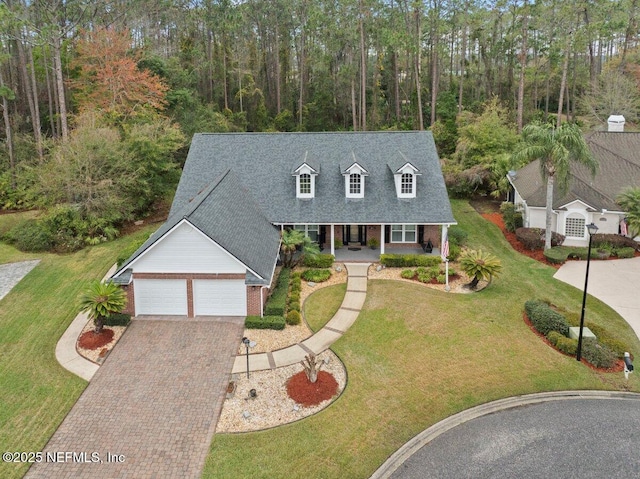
[448,225,469,245]
[417,272,432,283]
[290,271,302,279]
[448,243,462,261]
[581,340,617,368]
[401,269,415,279]
[546,331,564,347]
[615,247,635,259]
[286,310,302,326]
[302,269,331,282]
[288,291,300,303]
[288,301,301,312]
[448,268,456,277]
[436,274,446,284]
[556,336,578,355]
[415,267,427,275]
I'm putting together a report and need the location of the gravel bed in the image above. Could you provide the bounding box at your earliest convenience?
[216,349,346,433]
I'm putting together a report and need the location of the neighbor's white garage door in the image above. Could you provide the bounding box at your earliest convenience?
[134,279,188,315]
[193,279,246,316]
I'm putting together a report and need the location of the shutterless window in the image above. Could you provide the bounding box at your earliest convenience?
[349,173,361,194]
[294,224,319,242]
[391,224,416,242]
[299,173,311,194]
[566,216,586,238]
[401,173,413,194]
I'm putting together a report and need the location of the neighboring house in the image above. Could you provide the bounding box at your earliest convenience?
[508,118,640,247]
[112,131,456,317]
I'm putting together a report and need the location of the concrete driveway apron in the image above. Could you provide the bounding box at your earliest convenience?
[25,316,244,479]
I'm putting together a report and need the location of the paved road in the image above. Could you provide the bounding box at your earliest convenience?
[390,398,640,479]
[26,316,244,479]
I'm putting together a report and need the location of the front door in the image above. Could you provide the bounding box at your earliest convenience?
[343,225,367,246]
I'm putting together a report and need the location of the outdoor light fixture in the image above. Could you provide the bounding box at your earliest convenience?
[576,223,598,362]
[242,337,251,379]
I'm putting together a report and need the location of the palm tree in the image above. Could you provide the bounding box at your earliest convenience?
[512,122,597,250]
[617,187,640,238]
[460,249,502,290]
[280,229,320,268]
[79,280,126,334]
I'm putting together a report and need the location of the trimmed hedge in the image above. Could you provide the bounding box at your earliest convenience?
[380,254,442,268]
[401,269,415,279]
[556,336,578,356]
[286,310,302,326]
[265,268,291,316]
[516,228,565,250]
[245,315,286,330]
[302,268,331,282]
[546,331,564,347]
[592,234,638,250]
[524,299,570,336]
[104,313,131,327]
[303,254,335,268]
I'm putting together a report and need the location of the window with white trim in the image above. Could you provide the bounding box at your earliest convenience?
[299,174,311,195]
[294,224,319,242]
[391,224,416,243]
[565,216,586,238]
[401,173,413,194]
[349,173,361,195]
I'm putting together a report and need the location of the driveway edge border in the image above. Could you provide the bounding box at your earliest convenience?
[370,390,640,479]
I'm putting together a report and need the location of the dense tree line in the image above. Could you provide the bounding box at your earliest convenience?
[0,0,639,248]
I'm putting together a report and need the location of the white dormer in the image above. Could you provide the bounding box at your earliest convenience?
[393,162,420,198]
[292,157,318,199]
[342,160,369,199]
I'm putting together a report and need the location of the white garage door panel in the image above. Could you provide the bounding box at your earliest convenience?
[193,280,246,316]
[135,279,188,315]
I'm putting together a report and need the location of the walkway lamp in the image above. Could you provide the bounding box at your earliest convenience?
[576,223,598,362]
[242,337,251,379]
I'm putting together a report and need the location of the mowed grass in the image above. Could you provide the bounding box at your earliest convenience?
[0,224,154,479]
[203,200,640,479]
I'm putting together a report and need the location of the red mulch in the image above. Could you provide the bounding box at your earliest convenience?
[286,371,339,407]
[523,312,624,373]
[481,213,561,268]
[78,328,114,350]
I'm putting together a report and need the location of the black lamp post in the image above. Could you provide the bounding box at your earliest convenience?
[576,222,598,362]
[242,337,251,378]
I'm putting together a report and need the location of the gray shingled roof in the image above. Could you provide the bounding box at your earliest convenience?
[511,131,640,211]
[171,131,455,225]
[114,169,280,284]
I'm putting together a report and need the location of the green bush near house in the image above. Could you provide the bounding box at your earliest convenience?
[380,254,442,268]
[401,269,415,279]
[448,225,469,246]
[415,255,442,267]
[524,299,570,336]
[286,310,302,326]
[581,340,618,369]
[103,313,131,327]
[615,247,636,259]
[499,202,523,232]
[245,315,286,330]
[302,268,331,282]
[303,254,335,268]
[265,268,290,316]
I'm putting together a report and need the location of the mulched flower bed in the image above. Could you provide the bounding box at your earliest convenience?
[286,371,339,407]
[78,328,115,350]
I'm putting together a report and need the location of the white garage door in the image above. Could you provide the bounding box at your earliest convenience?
[134,279,188,315]
[193,279,246,316]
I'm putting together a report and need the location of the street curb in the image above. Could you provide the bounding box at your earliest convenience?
[370,390,640,479]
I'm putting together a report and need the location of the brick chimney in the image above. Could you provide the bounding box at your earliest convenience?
[607,115,625,132]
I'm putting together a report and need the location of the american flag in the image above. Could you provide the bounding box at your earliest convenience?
[621,219,628,236]
[441,233,449,260]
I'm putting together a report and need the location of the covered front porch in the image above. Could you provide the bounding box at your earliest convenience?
[332,245,442,262]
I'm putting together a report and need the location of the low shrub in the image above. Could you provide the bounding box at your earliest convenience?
[524,299,570,336]
[500,202,523,232]
[6,220,54,252]
[543,247,571,264]
[286,310,302,326]
[334,238,343,249]
[592,234,638,251]
[516,228,565,250]
[291,271,302,279]
[615,247,636,259]
[546,331,564,347]
[302,269,331,282]
[585,323,632,358]
[288,291,300,303]
[380,254,443,267]
[581,340,617,368]
[448,225,469,246]
[303,254,335,268]
[245,315,286,330]
[288,301,301,312]
[265,268,290,316]
[104,313,131,327]
[401,269,415,279]
[436,274,446,284]
[415,255,442,267]
[556,336,578,355]
[417,271,432,283]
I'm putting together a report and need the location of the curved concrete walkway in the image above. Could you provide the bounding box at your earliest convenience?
[232,262,370,374]
[55,263,118,381]
[371,390,640,479]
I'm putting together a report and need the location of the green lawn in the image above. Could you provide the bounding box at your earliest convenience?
[0,222,154,479]
[202,200,640,479]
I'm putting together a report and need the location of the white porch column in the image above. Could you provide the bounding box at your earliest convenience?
[380,224,385,255]
[330,224,335,256]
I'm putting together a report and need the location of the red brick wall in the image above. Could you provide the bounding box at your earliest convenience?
[247,286,265,316]
[121,284,136,316]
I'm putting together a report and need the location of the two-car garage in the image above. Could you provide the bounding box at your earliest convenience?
[133,279,247,317]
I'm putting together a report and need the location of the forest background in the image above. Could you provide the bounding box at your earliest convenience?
[1,0,639,252]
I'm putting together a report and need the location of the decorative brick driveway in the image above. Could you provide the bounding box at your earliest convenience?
[26,316,244,479]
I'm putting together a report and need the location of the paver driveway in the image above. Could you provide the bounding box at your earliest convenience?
[26,316,244,479]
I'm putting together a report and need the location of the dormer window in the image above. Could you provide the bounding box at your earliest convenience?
[342,158,368,199]
[391,161,420,198]
[292,159,318,199]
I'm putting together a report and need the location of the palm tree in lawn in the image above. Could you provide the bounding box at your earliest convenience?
[280,229,320,268]
[79,280,126,334]
[616,187,640,238]
[512,122,597,250]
